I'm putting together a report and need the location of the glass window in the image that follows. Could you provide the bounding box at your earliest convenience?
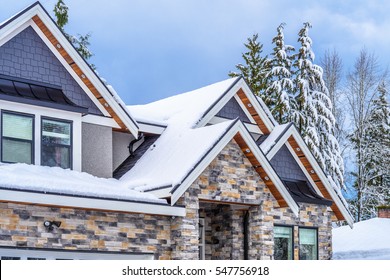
[274,225,293,260]
[1,112,33,164]
[299,227,318,260]
[41,118,71,169]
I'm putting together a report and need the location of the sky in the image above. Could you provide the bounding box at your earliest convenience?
[1,0,390,105]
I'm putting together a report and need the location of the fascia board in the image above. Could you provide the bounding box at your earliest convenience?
[290,128,354,227]
[240,82,275,132]
[265,126,294,160]
[29,7,139,136]
[0,188,185,217]
[196,79,242,128]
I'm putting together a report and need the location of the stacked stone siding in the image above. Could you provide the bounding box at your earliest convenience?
[0,202,172,260]
[0,139,334,260]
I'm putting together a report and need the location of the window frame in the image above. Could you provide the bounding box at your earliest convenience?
[273,224,294,260]
[40,116,73,169]
[0,110,35,164]
[298,226,318,260]
[198,217,206,260]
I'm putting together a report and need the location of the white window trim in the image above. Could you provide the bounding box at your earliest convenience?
[0,100,82,171]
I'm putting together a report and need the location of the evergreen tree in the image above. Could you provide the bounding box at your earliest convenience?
[53,0,94,66]
[292,23,344,188]
[266,23,295,124]
[353,82,390,219]
[229,34,270,105]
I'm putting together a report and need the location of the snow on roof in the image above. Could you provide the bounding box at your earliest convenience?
[333,218,390,260]
[259,123,291,154]
[0,163,165,204]
[120,119,236,191]
[127,77,238,127]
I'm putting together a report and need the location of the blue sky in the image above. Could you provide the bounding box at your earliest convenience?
[1,0,390,105]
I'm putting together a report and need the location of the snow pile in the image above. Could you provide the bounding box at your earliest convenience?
[333,218,390,260]
[127,77,238,127]
[120,120,235,191]
[259,123,291,154]
[0,163,165,204]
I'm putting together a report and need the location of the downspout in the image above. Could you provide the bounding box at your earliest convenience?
[128,133,144,157]
[243,210,249,260]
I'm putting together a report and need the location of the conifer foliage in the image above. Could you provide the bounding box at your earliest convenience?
[230,23,344,189]
[53,0,94,65]
[266,23,295,124]
[229,34,270,106]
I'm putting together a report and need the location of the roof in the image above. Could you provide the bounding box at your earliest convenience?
[282,179,332,206]
[113,135,160,179]
[0,1,138,135]
[333,218,390,259]
[259,123,292,154]
[0,162,185,216]
[120,120,237,192]
[127,77,240,127]
[0,74,87,113]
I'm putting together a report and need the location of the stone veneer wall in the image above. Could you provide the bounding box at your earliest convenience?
[0,139,335,260]
[0,202,172,260]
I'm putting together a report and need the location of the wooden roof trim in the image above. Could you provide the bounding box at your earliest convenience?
[287,136,344,220]
[32,15,129,132]
[236,88,270,134]
[233,132,287,207]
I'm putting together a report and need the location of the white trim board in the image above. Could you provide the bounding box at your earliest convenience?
[0,188,185,217]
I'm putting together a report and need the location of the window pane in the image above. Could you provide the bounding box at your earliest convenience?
[42,119,70,145]
[299,228,317,260]
[274,226,293,260]
[2,113,33,140]
[41,145,70,169]
[2,138,32,164]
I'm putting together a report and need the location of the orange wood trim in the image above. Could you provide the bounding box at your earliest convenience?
[32,15,129,132]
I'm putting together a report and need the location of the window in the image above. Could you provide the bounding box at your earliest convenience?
[1,111,34,164]
[274,225,293,260]
[41,118,72,169]
[299,227,318,260]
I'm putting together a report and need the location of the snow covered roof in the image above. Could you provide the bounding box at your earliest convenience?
[333,218,390,260]
[259,123,292,154]
[0,163,164,204]
[127,77,240,127]
[120,120,236,192]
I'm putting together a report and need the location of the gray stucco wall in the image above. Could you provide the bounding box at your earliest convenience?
[112,131,135,170]
[270,144,307,181]
[0,26,101,115]
[216,97,250,122]
[82,123,112,178]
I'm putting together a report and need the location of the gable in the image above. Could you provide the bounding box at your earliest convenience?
[0,26,101,115]
[195,139,263,205]
[270,144,307,182]
[216,97,250,123]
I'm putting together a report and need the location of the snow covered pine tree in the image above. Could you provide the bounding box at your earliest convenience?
[292,22,344,190]
[266,23,295,124]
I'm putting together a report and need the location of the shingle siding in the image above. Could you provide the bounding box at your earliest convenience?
[216,97,250,122]
[0,26,101,115]
[270,144,307,181]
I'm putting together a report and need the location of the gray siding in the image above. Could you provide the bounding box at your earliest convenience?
[112,131,135,170]
[0,26,101,115]
[216,97,250,122]
[82,123,112,178]
[270,144,307,181]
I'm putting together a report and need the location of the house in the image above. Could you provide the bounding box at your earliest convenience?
[0,2,353,260]
[333,207,390,260]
